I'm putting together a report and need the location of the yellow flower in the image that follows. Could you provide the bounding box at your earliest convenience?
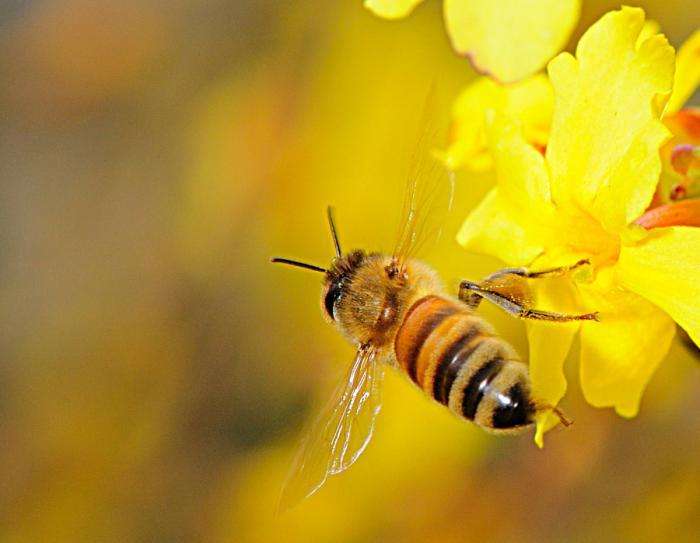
[446,24,700,175]
[444,74,552,171]
[657,31,700,202]
[456,7,700,446]
[667,29,700,114]
[364,0,580,83]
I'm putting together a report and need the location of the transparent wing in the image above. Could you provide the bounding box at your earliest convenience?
[277,347,384,513]
[392,88,455,273]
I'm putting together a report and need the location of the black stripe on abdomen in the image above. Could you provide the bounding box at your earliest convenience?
[461,358,504,420]
[432,327,481,404]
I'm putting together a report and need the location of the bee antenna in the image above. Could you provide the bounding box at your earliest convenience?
[270,258,327,273]
[327,206,342,258]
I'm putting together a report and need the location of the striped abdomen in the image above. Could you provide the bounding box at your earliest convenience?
[394,295,535,433]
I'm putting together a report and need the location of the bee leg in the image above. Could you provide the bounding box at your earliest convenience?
[460,259,590,294]
[458,280,484,310]
[518,306,600,322]
[532,401,574,427]
[459,259,596,321]
[550,406,574,427]
[501,258,590,279]
[458,281,599,322]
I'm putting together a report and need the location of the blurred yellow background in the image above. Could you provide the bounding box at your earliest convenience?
[1,1,698,541]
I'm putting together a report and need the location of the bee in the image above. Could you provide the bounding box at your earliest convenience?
[271,110,598,511]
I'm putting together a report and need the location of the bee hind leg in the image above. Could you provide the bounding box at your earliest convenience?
[458,259,598,323]
[459,280,599,322]
[457,280,484,310]
[532,401,574,428]
[457,267,529,311]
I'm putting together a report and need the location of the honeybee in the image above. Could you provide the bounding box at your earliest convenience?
[271,110,598,511]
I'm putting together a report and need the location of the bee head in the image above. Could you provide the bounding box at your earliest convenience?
[321,249,366,322]
[271,207,411,345]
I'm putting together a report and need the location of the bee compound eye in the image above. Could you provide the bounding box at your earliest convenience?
[324,282,343,320]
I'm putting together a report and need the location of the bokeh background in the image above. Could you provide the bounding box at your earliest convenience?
[1,1,698,541]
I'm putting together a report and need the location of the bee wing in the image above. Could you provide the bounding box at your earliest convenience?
[277,347,384,513]
[393,88,455,271]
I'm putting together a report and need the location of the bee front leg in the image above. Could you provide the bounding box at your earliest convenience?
[500,258,590,279]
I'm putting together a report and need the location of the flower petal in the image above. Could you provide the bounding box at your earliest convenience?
[363,0,424,19]
[616,226,700,346]
[665,108,700,145]
[457,115,555,265]
[667,30,700,114]
[443,0,580,83]
[445,74,553,171]
[637,19,661,46]
[578,272,676,418]
[635,199,700,229]
[526,274,582,447]
[546,7,675,231]
[456,188,544,266]
[486,114,552,212]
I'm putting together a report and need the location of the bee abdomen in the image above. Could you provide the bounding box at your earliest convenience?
[394,295,535,432]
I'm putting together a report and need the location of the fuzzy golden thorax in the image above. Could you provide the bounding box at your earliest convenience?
[321,250,446,348]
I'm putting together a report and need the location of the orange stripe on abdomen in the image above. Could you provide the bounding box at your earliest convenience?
[394,296,463,384]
